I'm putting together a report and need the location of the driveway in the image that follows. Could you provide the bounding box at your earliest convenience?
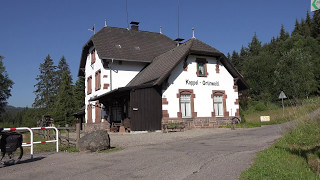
[0,122,292,180]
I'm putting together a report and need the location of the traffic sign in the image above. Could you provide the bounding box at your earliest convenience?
[278,91,287,99]
[312,0,320,12]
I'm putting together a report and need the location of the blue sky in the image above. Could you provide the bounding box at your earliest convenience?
[0,0,312,107]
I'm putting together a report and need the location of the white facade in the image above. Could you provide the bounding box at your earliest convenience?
[162,55,239,119]
[84,47,147,123]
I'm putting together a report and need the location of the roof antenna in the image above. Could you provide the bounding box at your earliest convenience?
[88,24,95,34]
[160,26,162,34]
[174,0,184,45]
[192,27,195,39]
[105,18,107,27]
[126,0,129,29]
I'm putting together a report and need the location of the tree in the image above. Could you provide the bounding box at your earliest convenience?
[279,24,290,41]
[56,56,70,88]
[74,77,85,111]
[231,50,240,70]
[53,71,75,126]
[0,56,14,115]
[311,10,320,38]
[248,33,261,56]
[275,48,316,101]
[33,54,57,112]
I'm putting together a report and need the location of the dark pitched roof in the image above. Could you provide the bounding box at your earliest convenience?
[78,27,177,77]
[127,38,249,91]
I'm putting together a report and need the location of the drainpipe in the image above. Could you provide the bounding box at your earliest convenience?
[110,59,114,91]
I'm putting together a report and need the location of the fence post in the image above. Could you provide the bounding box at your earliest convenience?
[76,120,80,148]
[66,124,69,146]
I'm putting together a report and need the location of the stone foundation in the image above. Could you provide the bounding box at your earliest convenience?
[83,122,110,133]
[162,117,236,129]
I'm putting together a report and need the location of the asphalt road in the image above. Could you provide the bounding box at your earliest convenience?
[0,123,289,180]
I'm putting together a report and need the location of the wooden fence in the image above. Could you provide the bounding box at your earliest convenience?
[35,123,81,148]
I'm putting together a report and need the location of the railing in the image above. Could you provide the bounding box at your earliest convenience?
[30,127,59,152]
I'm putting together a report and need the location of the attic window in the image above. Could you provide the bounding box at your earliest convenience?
[91,49,96,64]
[134,46,140,50]
[196,58,208,77]
[115,44,121,49]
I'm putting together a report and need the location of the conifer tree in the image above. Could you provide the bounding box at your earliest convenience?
[53,72,75,126]
[0,55,13,114]
[231,50,240,70]
[292,19,301,36]
[279,24,290,41]
[56,56,70,88]
[74,77,85,111]
[312,10,320,38]
[33,54,57,111]
[248,33,261,56]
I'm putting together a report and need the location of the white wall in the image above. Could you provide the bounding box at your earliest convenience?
[162,55,239,118]
[84,47,147,123]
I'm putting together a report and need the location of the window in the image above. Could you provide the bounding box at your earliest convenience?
[95,70,101,91]
[180,94,191,118]
[91,49,96,64]
[87,76,92,94]
[198,62,205,76]
[214,95,224,117]
[196,58,208,77]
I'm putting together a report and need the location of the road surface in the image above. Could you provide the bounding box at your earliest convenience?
[0,122,294,180]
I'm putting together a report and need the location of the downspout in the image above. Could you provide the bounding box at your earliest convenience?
[110,59,114,91]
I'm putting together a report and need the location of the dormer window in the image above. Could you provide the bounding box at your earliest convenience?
[196,58,208,77]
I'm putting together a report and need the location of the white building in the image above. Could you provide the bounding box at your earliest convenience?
[78,22,248,132]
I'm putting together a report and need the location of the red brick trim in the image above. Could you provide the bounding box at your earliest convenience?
[177,89,197,118]
[87,104,92,123]
[235,108,240,117]
[235,99,239,105]
[95,101,101,123]
[211,90,229,117]
[91,49,96,64]
[162,98,168,105]
[95,69,101,91]
[216,64,220,73]
[162,110,169,118]
[87,76,92,95]
[196,58,208,77]
[183,62,188,71]
[233,85,238,92]
[103,84,110,90]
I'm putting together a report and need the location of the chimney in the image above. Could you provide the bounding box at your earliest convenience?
[130,21,140,31]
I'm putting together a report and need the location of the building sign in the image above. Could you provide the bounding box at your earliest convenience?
[260,116,270,122]
[186,79,219,86]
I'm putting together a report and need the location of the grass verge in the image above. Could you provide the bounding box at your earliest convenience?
[240,118,320,179]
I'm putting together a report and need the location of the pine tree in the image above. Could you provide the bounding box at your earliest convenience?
[292,19,301,36]
[312,10,320,39]
[53,72,75,126]
[279,24,290,41]
[248,33,261,56]
[33,54,57,111]
[231,50,240,70]
[74,77,85,111]
[227,52,231,60]
[0,56,14,115]
[56,56,70,89]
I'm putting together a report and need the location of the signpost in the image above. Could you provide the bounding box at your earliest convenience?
[279,91,287,116]
[311,0,320,12]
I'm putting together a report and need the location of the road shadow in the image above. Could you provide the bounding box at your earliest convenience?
[0,156,46,168]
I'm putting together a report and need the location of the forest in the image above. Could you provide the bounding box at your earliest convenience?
[0,11,320,127]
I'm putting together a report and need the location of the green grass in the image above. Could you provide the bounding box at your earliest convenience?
[242,97,320,127]
[240,118,320,179]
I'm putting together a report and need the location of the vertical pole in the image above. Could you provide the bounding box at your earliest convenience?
[282,98,284,116]
[66,124,69,146]
[76,120,80,149]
